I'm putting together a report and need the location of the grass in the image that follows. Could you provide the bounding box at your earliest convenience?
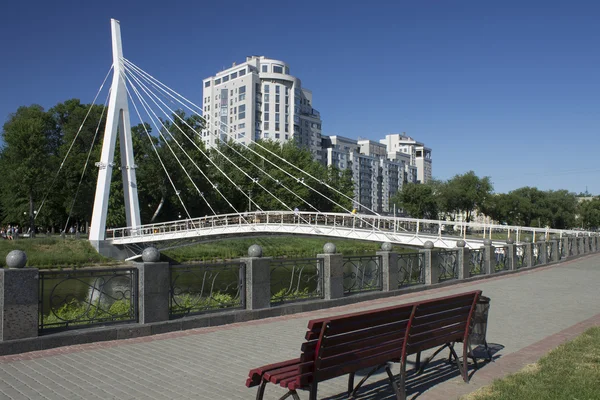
[463,326,600,400]
[163,235,415,263]
[2,234,416,268]
[0,236,115,269]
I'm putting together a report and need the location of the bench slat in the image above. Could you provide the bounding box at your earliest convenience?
[315,337,404,371]
[410,311,471,335]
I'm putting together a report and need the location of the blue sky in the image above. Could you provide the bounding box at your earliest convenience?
[1,0,598,194]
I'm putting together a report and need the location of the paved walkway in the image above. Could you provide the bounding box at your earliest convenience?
[1,255,599,400]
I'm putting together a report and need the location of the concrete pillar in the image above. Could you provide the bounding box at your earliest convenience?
[561,237,569,259]
[135,260,170,324]
[377,242,398,291]
[241,245,272,310]
[1,251,38,341]
[456,240,470,280]
[584,237,590,254]
[537,241,547,265]
[549,240,559,263]
[505,239,517,271]
[422,241,437,285]
[593,236,598,252]
[523,241,533,268]
[482,239,494,274]
[317,243,344,300]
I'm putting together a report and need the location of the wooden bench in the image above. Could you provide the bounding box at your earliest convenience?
[246,290,482,400]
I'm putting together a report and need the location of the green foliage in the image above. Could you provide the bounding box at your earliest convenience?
[391,182,439,219]
[42,298,132,327]
[468,327,600,400]
[577,198,600,230]
[441,171,493,222]
[171,292,237,314]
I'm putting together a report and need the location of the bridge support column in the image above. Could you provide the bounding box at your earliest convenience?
[421,241,437,285]
[135,260,170,324]
[456,241,470,280]
[318,243,344,300]
[505,240,517,271]
[482,239,494,275]
[1,253,38,341]
[241,246,272,310]
[377,243,398,291]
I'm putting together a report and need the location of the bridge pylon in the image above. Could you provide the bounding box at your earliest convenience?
[90,19,141,256]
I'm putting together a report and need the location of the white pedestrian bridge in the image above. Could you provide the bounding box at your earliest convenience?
[106,211,592,251]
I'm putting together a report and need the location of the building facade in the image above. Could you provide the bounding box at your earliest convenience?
[202,56,323,161]
[379,133,432,183]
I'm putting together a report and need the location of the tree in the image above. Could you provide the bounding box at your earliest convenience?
[441,171,493,222]
[544,190,577,229]
[0,105,59,234]
[392,182,438,219]
[577,198,600,230]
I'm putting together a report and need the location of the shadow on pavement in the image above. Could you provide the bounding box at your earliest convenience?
[321,345,505,400]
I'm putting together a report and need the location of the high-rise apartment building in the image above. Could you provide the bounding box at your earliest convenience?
[379,133,432,183]
[201,56,323,161]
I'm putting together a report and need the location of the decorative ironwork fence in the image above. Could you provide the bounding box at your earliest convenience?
[397,252,424,288]
[170,262,244,318]
[469,248,485,276]
[516,244,527,269]
[494,247,508,272]
[270,258,324,304]
[343,255,382,295]
[39,267,138,333]
[436,250,459,282]
[532,242,543,266]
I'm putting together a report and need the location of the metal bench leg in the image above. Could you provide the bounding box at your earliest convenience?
[385,363,405,400]
[256,380,267,400]
[309,382,318,400]
[347,372,355,396]
[277,391,300,400]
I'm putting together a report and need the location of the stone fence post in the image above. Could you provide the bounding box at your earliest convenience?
[377,242,398,291]
[1,251,38,341]
[561,237,569,259]
[421,241,437,285]
[523,240,533,268]
[482,239,494,275]
[317,243,344,300]
[505,239,517,271]
[456,240,470,280]
[549,239,559,263]
[240,245,272,310]
[537,241,547,265]
[593,236,598,253]
[584,237,590,254]
[135,248,170,324]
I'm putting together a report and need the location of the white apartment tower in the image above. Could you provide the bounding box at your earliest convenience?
[202,56,323,161]
[379,133,432,183]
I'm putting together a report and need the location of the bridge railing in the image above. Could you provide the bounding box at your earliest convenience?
[105,211,597,246]
[3,236,600,346]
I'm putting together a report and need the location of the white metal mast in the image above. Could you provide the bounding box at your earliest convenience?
[90,19,141,242]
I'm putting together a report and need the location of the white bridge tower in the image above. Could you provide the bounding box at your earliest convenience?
[89,19,141,251]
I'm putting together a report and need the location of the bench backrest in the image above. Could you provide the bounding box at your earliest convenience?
[294,290,481,387]
[404,291,481,357]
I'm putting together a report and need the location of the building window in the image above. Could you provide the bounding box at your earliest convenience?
[275,113,280,122]
[275,104,280,112]
[222,75,229,83]
[204,81,210,87]
[239,93,246,101]
[264,113,269,121]
[238,123,245,129]
[264,132,269,138]
[264,93,269,102]
[262,65,268,72]
[264,84,270,93]
[275,86,280,94]
[285,124,289,132]
[215,78,221,85]
[239,85,246,94]
[239,104,246,119]
[275,133,280,138]
[285,66,290,74]
[238,68,245,76]
[275,94,280,103]
[285,106,289,114]
[264,122,269,130]
[231,72,237,79]
[273,65,283,73]
[275,123,280,131]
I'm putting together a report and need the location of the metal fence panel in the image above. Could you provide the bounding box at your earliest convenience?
[469,248,485,276]
[397,252,424,288]
[39,267,138,334]
[270,258,324,305]
[170,262,244,318]
[343,255,383,295]
[437,250,459,281]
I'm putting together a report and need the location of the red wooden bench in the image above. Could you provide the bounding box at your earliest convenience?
[246,290,482,400]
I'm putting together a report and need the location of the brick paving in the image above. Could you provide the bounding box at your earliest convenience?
[1,254,599,399]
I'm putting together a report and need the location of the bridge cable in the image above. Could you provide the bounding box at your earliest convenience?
[123,59,383,230]
[124,60,350,218]
[124,74,195,222]
[63,88,111,233]
[123,71,217,218]
[124,64,315,219]
[35,65,114,220]
[123,64,258,217]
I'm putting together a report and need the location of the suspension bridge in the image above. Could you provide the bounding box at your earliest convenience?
[36,19,596,259]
